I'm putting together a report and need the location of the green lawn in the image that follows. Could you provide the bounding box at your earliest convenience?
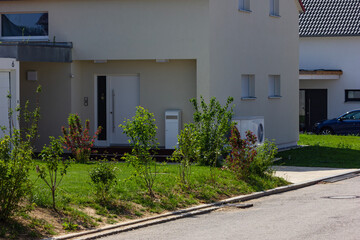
[276,134,360,168]
[1,161,288,239]
[29,162,287,212]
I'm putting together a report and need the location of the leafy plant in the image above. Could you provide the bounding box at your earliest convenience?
[120,106,158,198]
[226,126,258,179]
[62,219,78,231]
[89,161,117,203]
[0,86,41,221]
[190,96,234,178]
[62,114,101,163]
[37,136,69,210]
[170,124,197,187]
[250,139,277,177]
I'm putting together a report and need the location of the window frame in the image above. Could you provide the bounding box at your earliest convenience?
[268,74,281,98]
[238,0,251,12]
[241,74,256,100]
[345,90,360,102]
[0,12,49,41]
[269,0,280,17]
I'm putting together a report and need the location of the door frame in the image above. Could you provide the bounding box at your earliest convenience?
[94,74,140,147]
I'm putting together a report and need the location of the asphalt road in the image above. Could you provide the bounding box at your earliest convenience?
[99,176,360,240]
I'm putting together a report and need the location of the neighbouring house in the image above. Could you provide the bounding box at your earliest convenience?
[0,0,304,150]
[299,0,360,131]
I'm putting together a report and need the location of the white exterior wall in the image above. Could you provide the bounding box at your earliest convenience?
[299,37,360,118]
[208,0,300,147]
[0,58,19,131]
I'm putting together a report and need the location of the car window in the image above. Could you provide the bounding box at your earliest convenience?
[342,111,360,120]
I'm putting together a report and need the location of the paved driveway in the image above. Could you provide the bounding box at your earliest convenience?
[273,166,358,183]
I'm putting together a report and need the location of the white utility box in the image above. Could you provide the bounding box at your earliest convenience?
[165,110,181,149]
[233,116,265,145]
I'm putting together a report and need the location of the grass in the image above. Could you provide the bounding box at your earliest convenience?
[276,133,360,168]
[0,160,288,239]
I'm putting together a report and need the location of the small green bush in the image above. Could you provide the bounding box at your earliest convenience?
[89,161,117,203]
[37,136,69,210]
[0,133,33,221]
[0,86,41,221]
[190,96,234,179]
[120,106,158,198]
[250,140,278,177]
[170,124,197,187]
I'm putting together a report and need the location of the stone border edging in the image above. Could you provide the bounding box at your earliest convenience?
[48,169,360,240]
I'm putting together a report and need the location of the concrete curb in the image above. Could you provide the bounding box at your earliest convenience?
[49,169,360,240]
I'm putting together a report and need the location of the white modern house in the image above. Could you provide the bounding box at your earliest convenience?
[0,0,304,150]
[299,0,360,131]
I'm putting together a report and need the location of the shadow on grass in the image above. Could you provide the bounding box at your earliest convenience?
[276,146,360,169]
[0,218,45,240]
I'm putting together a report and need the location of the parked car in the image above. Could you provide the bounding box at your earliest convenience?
[313,110,360,135]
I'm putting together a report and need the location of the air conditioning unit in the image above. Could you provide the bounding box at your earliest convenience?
[233,116,265,145]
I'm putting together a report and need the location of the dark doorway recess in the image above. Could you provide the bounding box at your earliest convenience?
[300,89,327,132]
[97,76,107,140]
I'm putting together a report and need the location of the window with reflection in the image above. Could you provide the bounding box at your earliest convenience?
[1,13,48,38]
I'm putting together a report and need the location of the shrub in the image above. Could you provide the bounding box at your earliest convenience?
[89,161,117,203]
[250,140,278,177]
[226,126,258,179]
[170,124,197,187]
[120,106,158,198]
[0,86,41,221]
[62,114,101,163]
[37,136,69,210]
[0,133,33,221]
[190,96,234,178]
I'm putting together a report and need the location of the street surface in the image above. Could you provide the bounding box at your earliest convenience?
[99,176,360,240]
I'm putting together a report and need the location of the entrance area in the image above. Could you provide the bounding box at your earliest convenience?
[96,75,140,146]
[299,89,328,132]
[0,72,10,138]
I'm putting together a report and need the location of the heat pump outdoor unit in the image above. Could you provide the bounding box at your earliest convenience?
[233,116,265,145]
[165,110,181,149]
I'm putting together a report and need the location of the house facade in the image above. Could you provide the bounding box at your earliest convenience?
[0,0,303,149]
[299,0,360,131]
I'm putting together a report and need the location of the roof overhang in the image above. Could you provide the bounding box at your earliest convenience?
[299,69,343,80]
[0,42,72,63]
[296,0,305,13]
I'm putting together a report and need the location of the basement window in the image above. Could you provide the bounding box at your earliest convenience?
[0,12,49,41]
[345,90,360,102]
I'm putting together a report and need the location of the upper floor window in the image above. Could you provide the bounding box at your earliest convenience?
[268,75,281,98]
[241,74,256,100]
[1,13,48,40]
[239,0,251,12]
[270,0,280,17]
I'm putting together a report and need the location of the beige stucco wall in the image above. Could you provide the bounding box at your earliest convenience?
[71,60,196,146]
[2,0,301,148]
[208,0,300,147]
[0,0,211,99]
[20,62,71,150]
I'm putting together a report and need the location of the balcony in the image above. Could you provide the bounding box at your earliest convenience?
[0,41,72,63]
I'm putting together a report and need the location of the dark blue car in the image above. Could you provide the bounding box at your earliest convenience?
[313,110,360,135]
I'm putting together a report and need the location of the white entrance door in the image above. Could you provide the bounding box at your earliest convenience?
[0,72,10,138]
[109,75,140,145]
